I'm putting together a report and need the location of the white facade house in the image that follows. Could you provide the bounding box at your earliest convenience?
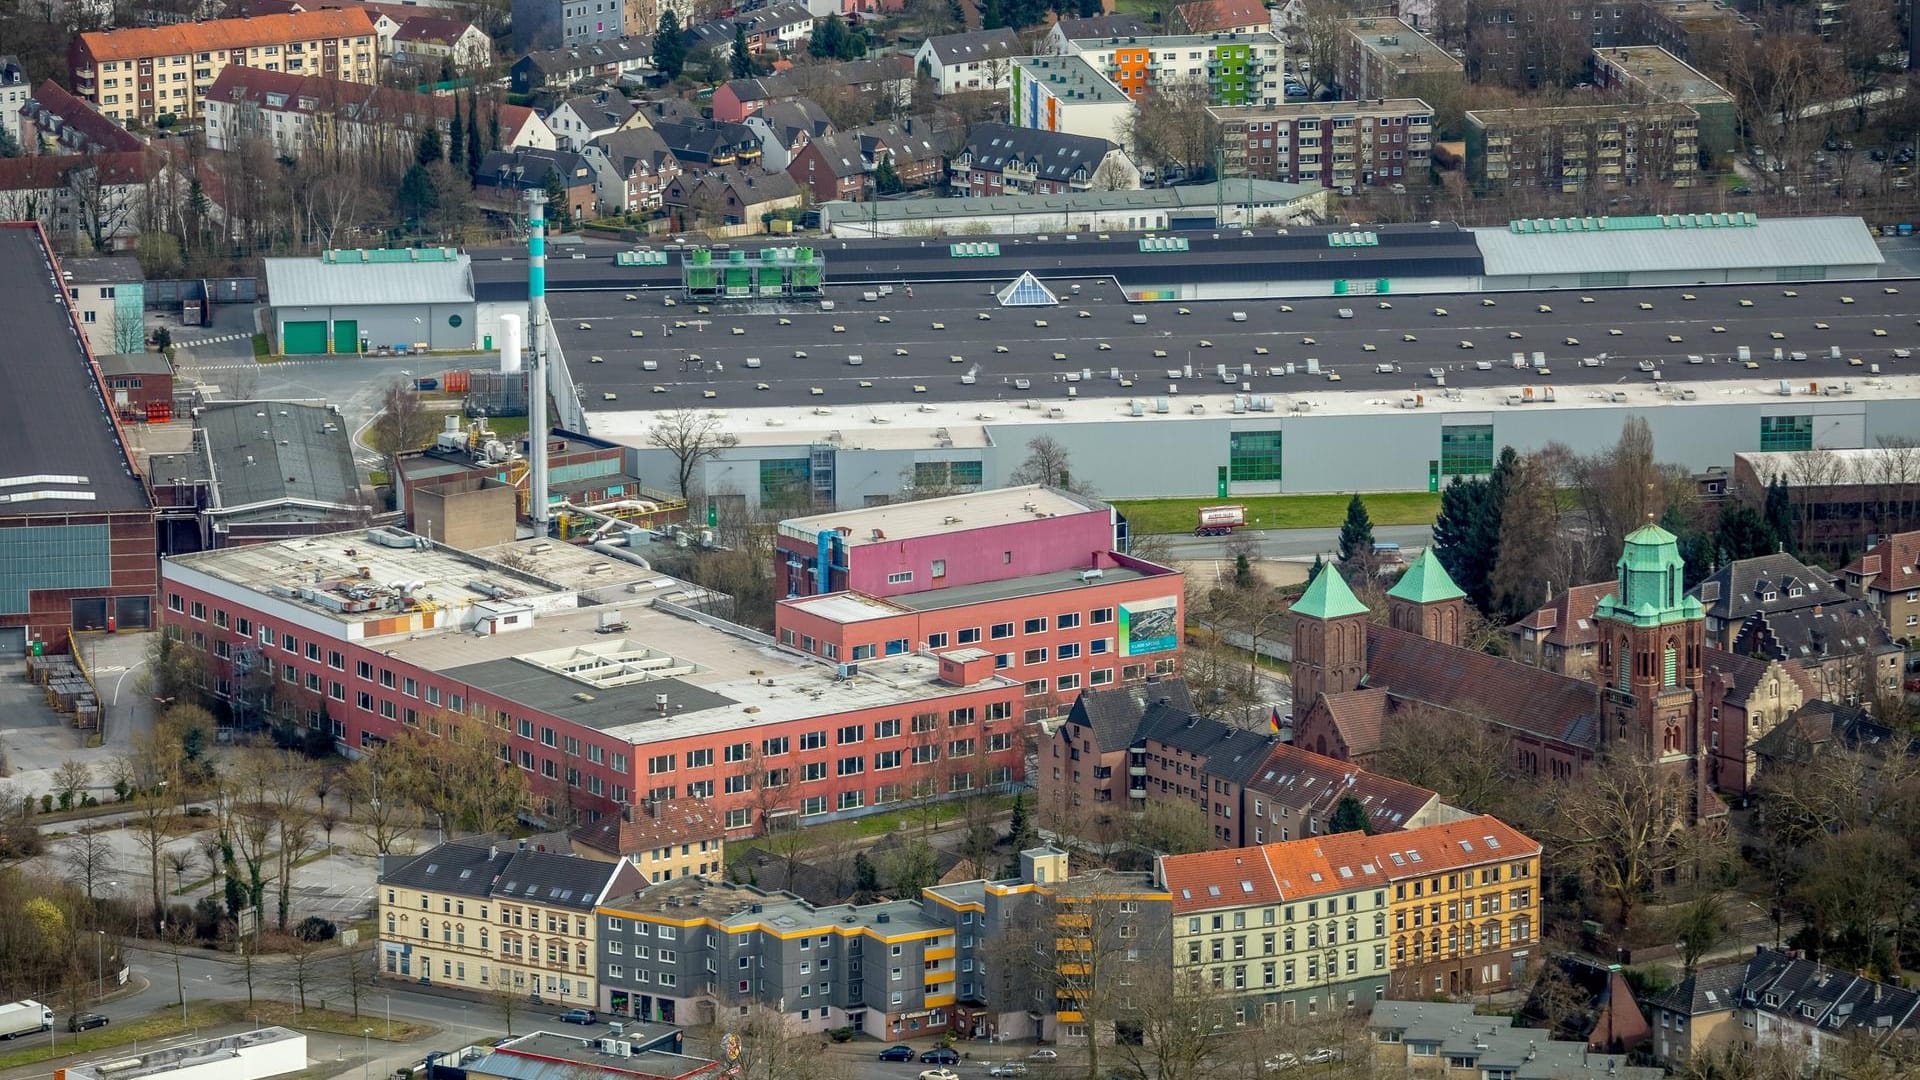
[0,56,27,148]
[913,28,1021,95]
[392,18,494,73]
[203,67,554,159]
[546,91,640,151]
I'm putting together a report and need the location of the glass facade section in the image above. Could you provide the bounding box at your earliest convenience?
[1229,431,1283,482]
[1759,415,1813,452]
[1440,424,1495,477]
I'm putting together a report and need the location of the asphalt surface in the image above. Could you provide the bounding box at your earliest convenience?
[546,277,1920,409]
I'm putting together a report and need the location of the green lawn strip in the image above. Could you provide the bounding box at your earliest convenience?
[0,1001,425,1071]
[1112,492,1441,537]
[251,335,272,360]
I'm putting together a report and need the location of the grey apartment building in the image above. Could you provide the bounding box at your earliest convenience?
[596,848,1172,1044]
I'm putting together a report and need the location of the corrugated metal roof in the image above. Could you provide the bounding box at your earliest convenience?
[1474,215,1884,277]
[822,179,1319,222]
[264,251,474,307]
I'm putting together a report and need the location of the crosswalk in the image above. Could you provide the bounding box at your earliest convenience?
[194,358,341,371]
[175,331,252,347]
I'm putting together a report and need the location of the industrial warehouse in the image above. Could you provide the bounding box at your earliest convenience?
[261,211,1917,508]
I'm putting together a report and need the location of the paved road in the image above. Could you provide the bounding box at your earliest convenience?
[544,278,1920,409]
[1157,523,1433,561]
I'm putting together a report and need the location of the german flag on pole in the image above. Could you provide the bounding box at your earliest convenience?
[1269,706,1284,734]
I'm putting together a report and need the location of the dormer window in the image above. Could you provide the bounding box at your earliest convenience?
[1764,592,1777,602]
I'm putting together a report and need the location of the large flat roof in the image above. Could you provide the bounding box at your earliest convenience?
[476,1034,718,1080]
[1068,29,1281,49]
[890,563,1162,612]
[63,1028,303,1080]
[822,180,1322,225]
[602,875,956,939]
[1593,46,1731,104]
[1343,17,1460,73]
[780,485,1106,546]
[1210,99,1433,121]
[0,225,150,515]
[1013,53,1131,105]
[379,601,1015,742]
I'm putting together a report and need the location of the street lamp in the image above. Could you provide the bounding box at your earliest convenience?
[96,930,106,1001]
[363,1027,372,1080]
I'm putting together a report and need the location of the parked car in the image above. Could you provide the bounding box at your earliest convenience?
[1263,1054,1298,1071]
[988,1064,1029,1077]
[557,1009,597,1025]
[1029,1049,1060,1061]
[920,1071,960,1080]
[66,1013,109,1033]
[1903,676,1920,693]
[1302,1048,1342,1065]
[879,1046,917,1062]
[920,1049,961,1065]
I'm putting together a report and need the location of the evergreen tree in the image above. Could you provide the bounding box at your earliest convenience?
[1309,551,1325,581]
[416,125,444,167]
[1337,493,1374,563]
[1715,503,1777,564]
[872,153,902,194]
[1075,0,1100,14]
[1432,447,1517,615]
[544,167,572,230]
[811,13,844,58]
[396,163,438,226]
[1765,476,1795,555]
[487,107,501,151]
[465,93,483,178]
[0,125,19,158]
[947,0,965,25]
[653,11,687,79]
[447,108,464,176]
[732,23,753,79]
[1661,502,1714,589]
[1329,795,1373,835]
[1233,553,1255,589]
[981,0,1006,29]
[852,852,881,902]
[1008,793,1036,849]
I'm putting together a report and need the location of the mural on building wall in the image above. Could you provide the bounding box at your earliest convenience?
[1119,596,1179,655]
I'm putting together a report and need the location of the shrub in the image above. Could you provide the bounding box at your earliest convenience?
[828,1027,854,1043]
[40,794,53,813]
[58,791,73,811]
[294,916,337,943]
[113,780,130,801]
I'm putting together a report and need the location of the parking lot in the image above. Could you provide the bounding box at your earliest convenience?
[545,277,1920,409]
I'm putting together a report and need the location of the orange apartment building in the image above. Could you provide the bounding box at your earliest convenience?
[72,10,378,124]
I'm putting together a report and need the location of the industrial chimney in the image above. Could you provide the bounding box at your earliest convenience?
[524,195,550,529]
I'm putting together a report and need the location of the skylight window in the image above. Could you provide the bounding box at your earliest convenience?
[1241,881,1255,893]
[1484,836,1501,849]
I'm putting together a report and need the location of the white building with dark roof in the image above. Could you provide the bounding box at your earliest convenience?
[913,27,1021,94]
[950,122,1137,197]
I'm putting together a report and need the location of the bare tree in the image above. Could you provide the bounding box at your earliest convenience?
[62,831,118,906]
[1008,435,1092,494]
[124,730,184,927]
[344,749,413,855]
[647,407,740,499]
[368,383,440,479]
[1122,79,1222,182]
[52,760,92,807]
[1537,751,1690,932]
[1368,702,1521,816]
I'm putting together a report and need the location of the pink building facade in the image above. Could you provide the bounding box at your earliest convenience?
[775,486,1118,600]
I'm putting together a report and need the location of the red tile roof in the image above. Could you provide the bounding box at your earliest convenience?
[571,799,726,858]
[1174,0,1268,31]
[0,150,161,191]
[1509,581,1612,647]
[1846,530,1920,596]
[1162,814,1539,913]
[1364,624,1602,749]
[27,80,145,153]
[78,9,376,62]
[1316,687,1391,757]
[207,65,537,140]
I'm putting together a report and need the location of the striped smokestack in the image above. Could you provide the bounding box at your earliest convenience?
[526,193,550,529]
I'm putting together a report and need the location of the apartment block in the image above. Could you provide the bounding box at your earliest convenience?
[1591,45,1735,165]
[1063,30,1285,108]
[1338,17,1462,104]
[1464,102,1699,193]
[203,67,554,159]
[1843,530,1920,644]
[1629,0,1760,74]
[71,10,378,124]
[162,529,1028,836]
[1156,815,1544,1014]
[1212,99,1432,190]
[1009,54,1134,144]
[377,841,622,1006]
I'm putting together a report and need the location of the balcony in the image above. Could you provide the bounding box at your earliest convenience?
[927,945,956,962]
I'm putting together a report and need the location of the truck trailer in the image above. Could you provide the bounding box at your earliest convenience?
[0,1000,53,1040]
[1194,504,1247,537]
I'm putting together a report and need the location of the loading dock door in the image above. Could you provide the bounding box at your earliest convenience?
[283,320,327,355]
[332,320,359,354]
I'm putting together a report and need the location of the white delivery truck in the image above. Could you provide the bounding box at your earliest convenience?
[0,1001,53,1039]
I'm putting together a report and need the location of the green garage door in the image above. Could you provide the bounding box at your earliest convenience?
[332,320,358,354]
[282,320,327,355]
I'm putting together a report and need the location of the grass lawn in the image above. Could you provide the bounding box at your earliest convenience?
[467,413,530,438]
[1113,492,1441,536]
[251,334,270,360]
[0,1001,429,1071]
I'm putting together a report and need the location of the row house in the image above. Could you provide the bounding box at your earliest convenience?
[661,166,801,228]
[742,98,833,170]
[736,3,816,52]
[950,122,1138,197]
[582,126,680,213]
[786,121,943,202]
[510,36,655,94]
[547,90,641,151]
[651,118,761,171]
[21,81,146,155]
[162,529,1028,836]
[203,67,555,158]
[710,56,912,122]
[1158,815,1544,1013]
[1211,99,1432,190]
[474,147,596,219]
[71,9,379,124]
[377,841,623,1006]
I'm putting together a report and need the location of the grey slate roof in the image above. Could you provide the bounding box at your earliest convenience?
[754,98,833,146]
[474,148,592,191]
[1051,14,1148,39]
[197,402,360,514]
[379,842,512,897]
[1692,551,1837,623]
[959,122,1117,184]
[63,256,144,284]
[494,849,620,910]
[264,252,474,307]
[1473,215,1884,277]
[1643,956,1753,1017]
[1730,600,1897,665]
[591,126,677,177]
[558,90,637,130]
[923,26,1021,65]
[1064,678,1195,752]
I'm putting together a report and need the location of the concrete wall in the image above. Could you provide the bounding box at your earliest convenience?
[412,481,518,550]
[628,393,1920,509]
